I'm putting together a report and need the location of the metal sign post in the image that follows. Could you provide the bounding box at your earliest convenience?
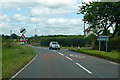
[106,40,108,52]
[97,35,109,52]
[19,28,27,54]
[99,40,101,51]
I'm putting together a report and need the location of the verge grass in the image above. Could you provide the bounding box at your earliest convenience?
[69,49,120,63]
[2,43,35,79]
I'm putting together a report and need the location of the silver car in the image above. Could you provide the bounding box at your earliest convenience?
[49,41,60,50]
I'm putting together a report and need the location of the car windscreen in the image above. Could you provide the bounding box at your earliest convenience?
[52,42,58,44]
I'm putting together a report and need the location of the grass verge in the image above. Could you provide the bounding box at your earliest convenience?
[2,43,35,79]
[69,49,120,64]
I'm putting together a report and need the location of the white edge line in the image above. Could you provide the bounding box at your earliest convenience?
[76,63,92,74]
[109,61,118,65]
[65,56,73,61]
[10,54,37,80]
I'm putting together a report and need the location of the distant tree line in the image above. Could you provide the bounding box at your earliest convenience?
[28,35,91,47]
[2,33,20,42]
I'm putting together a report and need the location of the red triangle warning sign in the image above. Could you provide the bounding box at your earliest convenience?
[19,34,27,42]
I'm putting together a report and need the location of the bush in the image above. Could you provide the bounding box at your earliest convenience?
[93,37,120,52]
[40,37,88,47]
[108,37,120,52]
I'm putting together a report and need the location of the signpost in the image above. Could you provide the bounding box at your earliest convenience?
[19,28,27,53]
[97,35,109,52]
[19,34,27,45]
[20,28,26,34]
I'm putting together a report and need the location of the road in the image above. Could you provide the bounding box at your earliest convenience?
[14,46,119,79]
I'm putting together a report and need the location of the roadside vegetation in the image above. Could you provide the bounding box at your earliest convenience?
[69,49,120,63]
[28,35,91,48]
[2,40,35,79]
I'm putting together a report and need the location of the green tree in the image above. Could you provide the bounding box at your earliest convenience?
[11,33,19,39]
[117,24,120,36]
[78,2,120,38]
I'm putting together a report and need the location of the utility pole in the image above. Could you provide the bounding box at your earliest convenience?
[84,21,86,38]
[10,30,12,39]
[77,7,86,38]
[35,28,36,35]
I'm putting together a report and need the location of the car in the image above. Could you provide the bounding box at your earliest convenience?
[49,41,60,50]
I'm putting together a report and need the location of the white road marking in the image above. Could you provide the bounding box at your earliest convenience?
[65,56,73,61]
[70,54,73,56]
[109,61,118,65]
[10,55,38,80]
[70,54,86,58]
[52,50,56,52]
[76,63,92,74]
[57,52,64,56]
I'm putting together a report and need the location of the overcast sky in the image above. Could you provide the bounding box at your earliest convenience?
[0,0,97,37]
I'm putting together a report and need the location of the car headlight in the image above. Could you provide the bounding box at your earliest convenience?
[58,45,60,48]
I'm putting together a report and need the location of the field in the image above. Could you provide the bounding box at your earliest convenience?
[2,43,35,79]
[69,49,120,63]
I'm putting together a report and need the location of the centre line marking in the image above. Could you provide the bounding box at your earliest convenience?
[65,56,73,61]
[76,63,92,74]
[52,50,56,52]
[57,52,64,56]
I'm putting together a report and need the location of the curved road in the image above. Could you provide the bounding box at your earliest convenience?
[14,46,119,79]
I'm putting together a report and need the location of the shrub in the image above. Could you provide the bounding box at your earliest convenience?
[93,36,120,52]
[108,37,120,52]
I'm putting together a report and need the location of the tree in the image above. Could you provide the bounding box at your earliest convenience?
[117,24,120,36]
[11,33,19,39]
[78,2,120,38]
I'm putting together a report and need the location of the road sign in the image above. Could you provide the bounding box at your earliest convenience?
[19,34,27,42]
[97,35,109,41]
[97,35,109,52]
[20,28,26,34]
[97,28,103,35]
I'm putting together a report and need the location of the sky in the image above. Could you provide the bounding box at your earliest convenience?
[0,0,97,37]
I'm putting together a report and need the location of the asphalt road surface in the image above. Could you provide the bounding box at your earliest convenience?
[15,46,119,78]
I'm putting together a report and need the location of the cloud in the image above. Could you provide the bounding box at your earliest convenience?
[0,15,11,22]
[1,22,19,35]
[47,18,81,25]
[34,18,84,35]
[1,0,78,15]
[13,14,27,22]
[1,0,87,36]
[82,0,98,3]
[16,8,21,12]
[1,17,85,36]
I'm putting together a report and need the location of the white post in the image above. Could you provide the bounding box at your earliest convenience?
[78,45,80,50]
[71,45,73,49]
